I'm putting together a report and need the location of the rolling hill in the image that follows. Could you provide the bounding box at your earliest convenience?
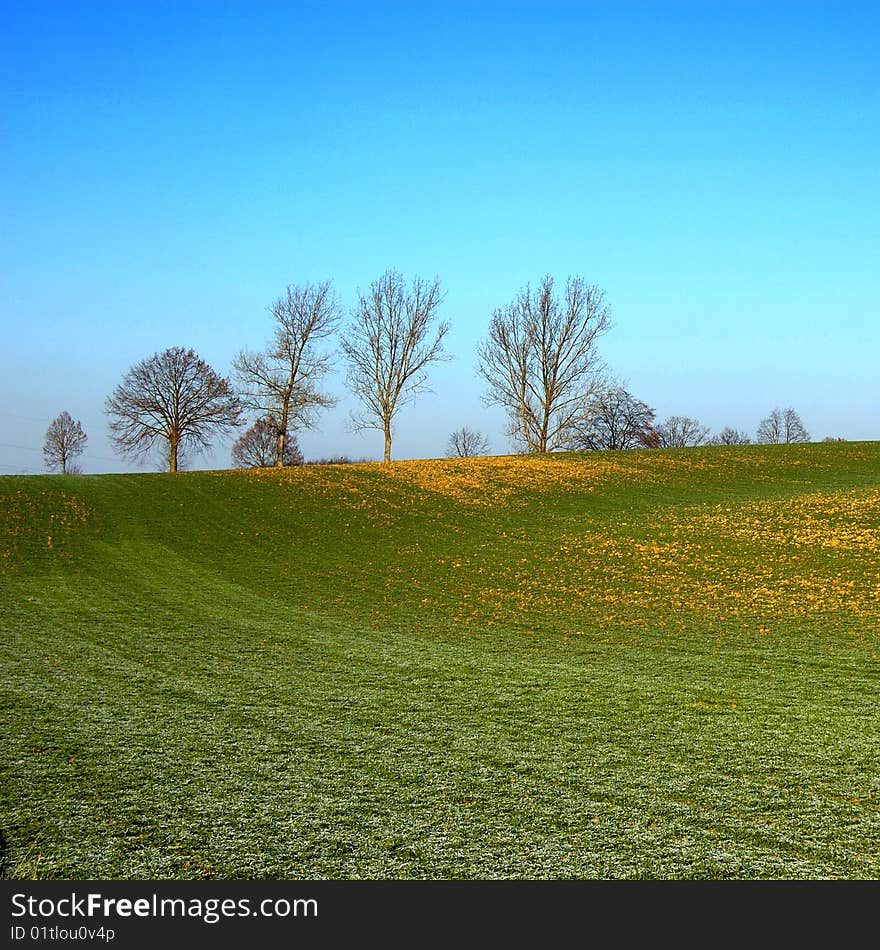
[1,442,878,878]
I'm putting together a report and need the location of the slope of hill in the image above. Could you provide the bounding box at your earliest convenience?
[2,443,878,879]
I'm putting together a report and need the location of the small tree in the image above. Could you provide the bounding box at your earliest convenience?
[477,275,610,453]
[232,417,304,468]
[106,347,243,472]
[756,409,783,444]
[710,426,752,445]
[234,281,339,467]
[567,385,656,451]
[43,411,87,474]
[447,427,491,457]
[657,415,711,448]
[340,269,449,462]
[781,407,810,443]
[757,407,809,444]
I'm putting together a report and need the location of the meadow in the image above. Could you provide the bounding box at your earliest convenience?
[1,442,878,879]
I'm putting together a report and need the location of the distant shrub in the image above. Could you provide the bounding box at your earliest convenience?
[232,418,304,468]
[306,455,373,466]
[710,426,752,446]
[822,436,847,443]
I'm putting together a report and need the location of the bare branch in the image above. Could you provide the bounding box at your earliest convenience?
[106,347,243,472]
[43,411,88,475]
[234,281,340,466]
[756,407,810,444]
[232,417,303,468]
[477,275,610,452]
[710,426,752,445]
[340,269,450,462]
[566,384,656,450]
[446,426,491,457]
[656,415,711,448]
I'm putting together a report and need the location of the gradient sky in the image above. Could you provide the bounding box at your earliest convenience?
[2,0,877,473]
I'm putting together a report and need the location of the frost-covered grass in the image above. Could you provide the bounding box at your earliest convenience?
[1,442,878,878]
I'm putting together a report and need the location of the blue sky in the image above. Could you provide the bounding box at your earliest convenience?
[2,0,877,472]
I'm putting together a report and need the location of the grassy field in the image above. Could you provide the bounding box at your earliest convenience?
[1,442,878,879]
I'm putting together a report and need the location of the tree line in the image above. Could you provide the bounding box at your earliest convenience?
[41,270,818,474]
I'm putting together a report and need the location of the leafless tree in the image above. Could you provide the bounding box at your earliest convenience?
[756,407,810,444]
[781,407,810,443]
[232,417,304,468]
[567,385,656,451]
[710,426,752,445]
[106,347,243,472]
[340,269,449,462]
[43,411,87,474]
[447,426,491,457]
[657,415,711,448]
[756,409,783,444]
[477,275,610,453]
[234,281,339,467]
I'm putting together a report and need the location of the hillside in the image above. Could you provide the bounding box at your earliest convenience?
[1,443,879,878]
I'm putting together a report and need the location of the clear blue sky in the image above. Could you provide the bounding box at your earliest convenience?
[2,0,877,472]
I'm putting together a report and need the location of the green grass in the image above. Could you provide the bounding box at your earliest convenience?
[1,442,878,879]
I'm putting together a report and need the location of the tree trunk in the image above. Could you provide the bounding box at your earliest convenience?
[275,400,290,467]
[169,437,178,473]
[383,420,392,463]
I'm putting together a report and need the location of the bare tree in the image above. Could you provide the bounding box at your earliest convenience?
[757,407,810,444]
[106,347,243,472]
[477,276,610,453]
[567,385,656,450]
[781,407,810,443]
[657,415,711,448]
[43,411,87,474]
[340,269,449,462]
[447,426,491,457]
[234,281,339,467]
[756,408,783,444]
[710,426,752,445]
[232,417,304,468]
